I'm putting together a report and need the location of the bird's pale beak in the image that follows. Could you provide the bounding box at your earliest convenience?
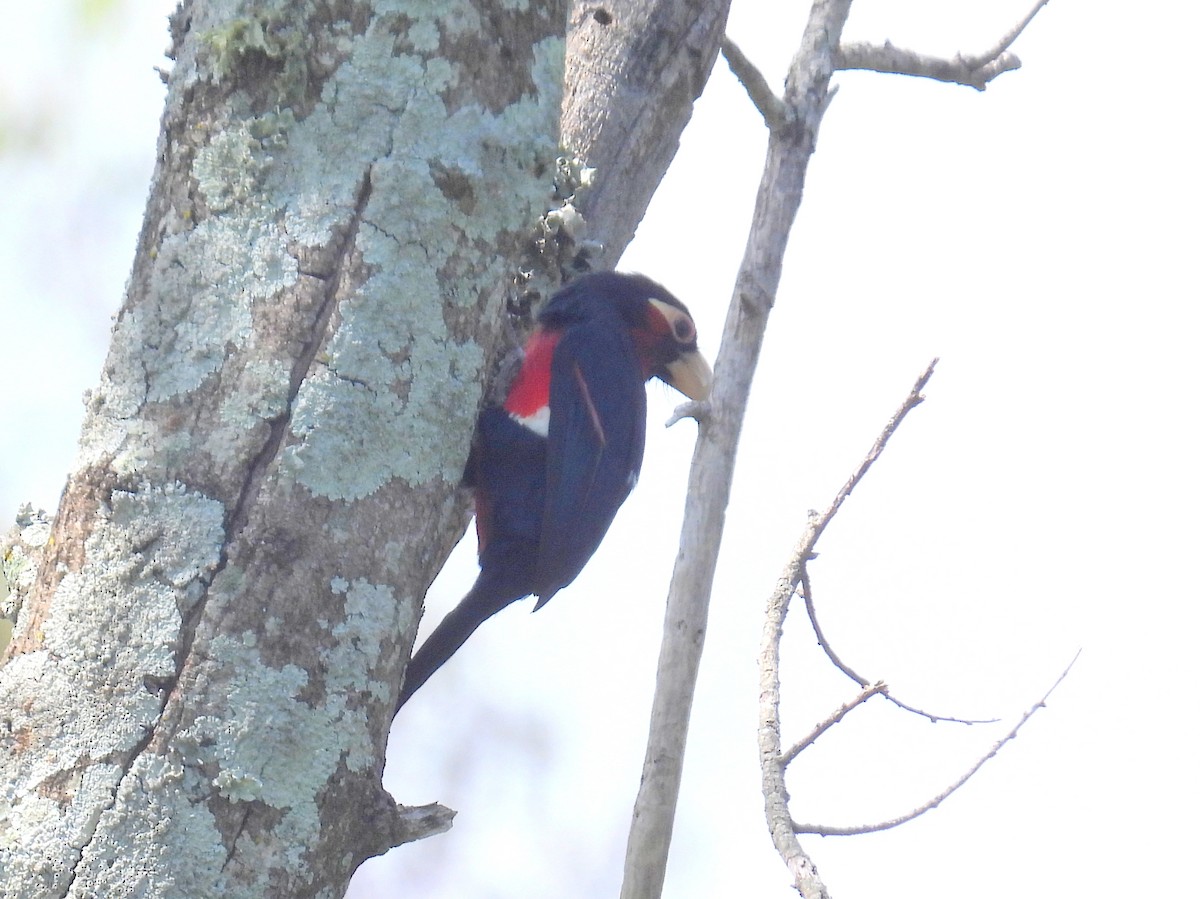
[665,350,713,402]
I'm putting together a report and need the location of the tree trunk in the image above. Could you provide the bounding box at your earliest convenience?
[2,0,563,895]
[0,1,728,896]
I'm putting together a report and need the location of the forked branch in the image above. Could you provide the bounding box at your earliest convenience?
[760,362,1077,891]
[759,362,940,898]
[773,360,984,723]
[780,681,888,768]
[837,0,1050,91]
[792,651,1080,835]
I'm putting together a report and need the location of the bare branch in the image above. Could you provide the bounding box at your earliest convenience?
[836,0,1050,91]
[836,41,1020,91]
[784,359,996,723]
[760,360,936,896]
[781,682,888,768]
[798,563,864,684]
[721,36,787,129]
[777,359,981,723]
[793,650,1081,835]
[801,565,997,725]
[816,358,935,549]
[762,357,1076,877]
[751,5,1056,894]
[963,0,1051,68]
[794,361,1002,723]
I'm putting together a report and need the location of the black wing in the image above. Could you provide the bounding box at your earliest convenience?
[533,316,647,606]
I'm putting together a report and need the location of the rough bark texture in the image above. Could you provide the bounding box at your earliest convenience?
[0,1,566,895]
[561,0,732,270]
[0,1,733,897]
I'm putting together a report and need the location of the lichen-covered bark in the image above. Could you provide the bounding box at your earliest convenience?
[0,1,566,896]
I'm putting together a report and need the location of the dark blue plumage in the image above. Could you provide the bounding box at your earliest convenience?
[397,272,710,709]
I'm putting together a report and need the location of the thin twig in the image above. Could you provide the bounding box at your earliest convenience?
[837,0,1049,91]
[962,0,1050,69]
[812,358,936,545]
[781,682,888,768]
[793,649,1081,835]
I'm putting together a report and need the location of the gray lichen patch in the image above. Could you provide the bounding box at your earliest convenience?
[183,637,315,809]
[0,484,225,896]
[138,217,298,404]
[328,576,411,707]
[57,591,400,899]
[113,18,563,506]
[80,206,300,483]
[277,29,564,500]
[72,205,302,495]
[68,752,228,899]
[282,258,489,498]
[192,118,283,214]
[33,482,222,675]
[284,369,416,500]
[28,482,225,675]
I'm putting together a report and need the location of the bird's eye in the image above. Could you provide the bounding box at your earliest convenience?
[648,297,698,347]
[673,318,695,343]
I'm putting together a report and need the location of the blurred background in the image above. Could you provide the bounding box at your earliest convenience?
[2,2,1196,897]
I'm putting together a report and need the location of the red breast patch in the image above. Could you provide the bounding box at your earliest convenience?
[504,329,559,427]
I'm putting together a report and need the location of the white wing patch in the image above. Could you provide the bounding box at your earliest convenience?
[511,405,550,437]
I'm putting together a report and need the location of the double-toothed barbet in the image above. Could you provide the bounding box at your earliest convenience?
[398,272,711,708]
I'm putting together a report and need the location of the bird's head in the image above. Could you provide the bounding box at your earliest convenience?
[541,272,713,401]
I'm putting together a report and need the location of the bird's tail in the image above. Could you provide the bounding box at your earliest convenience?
[396,549,533,711]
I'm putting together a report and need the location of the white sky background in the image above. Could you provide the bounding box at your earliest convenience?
[2,2,1197,897]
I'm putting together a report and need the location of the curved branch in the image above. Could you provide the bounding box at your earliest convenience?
[793,650,1080,835]
[760,360,938,898]
[802,565,997,725]
[785,359,989,723]
[751,4,1057,894]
